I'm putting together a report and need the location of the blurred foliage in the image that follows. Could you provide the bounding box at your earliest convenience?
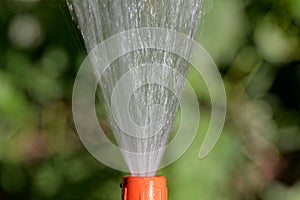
[0,0,299,199]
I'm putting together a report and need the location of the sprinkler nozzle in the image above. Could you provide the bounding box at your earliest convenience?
[121,176,167,200]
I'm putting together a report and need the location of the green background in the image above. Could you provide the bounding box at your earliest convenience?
[0,0,300,199]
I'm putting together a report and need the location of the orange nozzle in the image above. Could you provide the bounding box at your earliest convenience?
[121,176,168,200]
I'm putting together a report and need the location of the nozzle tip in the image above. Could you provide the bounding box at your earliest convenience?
[122,176,167,200]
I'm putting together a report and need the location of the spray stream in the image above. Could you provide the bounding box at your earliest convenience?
[68,0,202,199]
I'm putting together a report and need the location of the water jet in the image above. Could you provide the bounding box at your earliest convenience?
[68,0,203,199]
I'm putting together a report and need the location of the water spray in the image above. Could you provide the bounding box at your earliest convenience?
[68,0,203,199]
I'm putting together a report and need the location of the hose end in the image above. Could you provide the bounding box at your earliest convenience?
[121,176,167,200]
